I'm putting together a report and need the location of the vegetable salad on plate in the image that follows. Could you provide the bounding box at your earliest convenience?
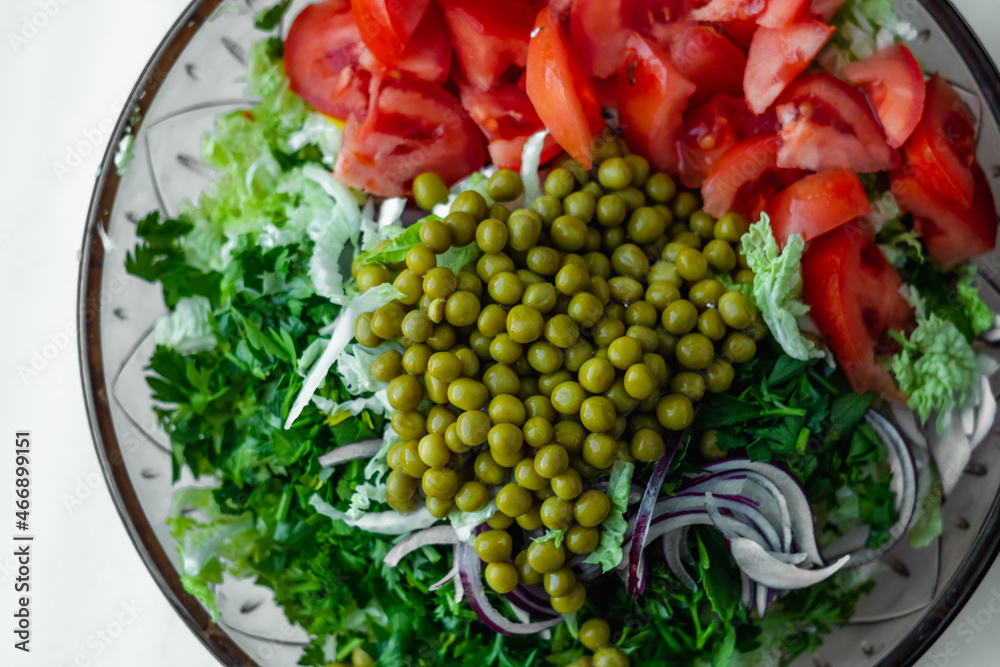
[126,0,1000,664]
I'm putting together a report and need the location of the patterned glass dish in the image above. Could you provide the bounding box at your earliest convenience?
[78,1,1000,665]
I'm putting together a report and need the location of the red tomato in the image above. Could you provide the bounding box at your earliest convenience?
[767,168,872,245]
[700,135,805,219]
[668,25,747,107]
[901,74,978,209]
[714,18,759,50]
[801,225,914,400]
[393,2,452,84]
[459,83,561,170]
[441,0,534,91]
[284,0,372,121]
[744,19,835,114]
[891,164,997,270]
[808,0,848,22]
[352,0,432,66]
[677,97,742,189]
[775,72,899,172]
[334,78,486,197]
[617,34,697,174]
[689,0,766,22]
[843,45,925,149]
[757,0,809,27]
[571,0,629,79]
[526,8,604,169]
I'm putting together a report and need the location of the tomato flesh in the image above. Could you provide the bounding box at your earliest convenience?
[801,225,913,400]
[334,78,486,197]
[901,74,978,209]
[441,0,534,91]
[701,135,804,220]
[526,8,604,169]
[767,168,872,246]
[393,2,452,84]
[667,25,747,107]
[808,0,848,22]
[891,164,997,270]
[775,72,899,172]
[744,19,835,114]
[617,34,697,175]
[352,0,432,66]
[689,0,766,22]
[459,83,561,170]
[284,0,372,121]
[757,0,809,28]
[571,0,629,79]
[843,44,925,149]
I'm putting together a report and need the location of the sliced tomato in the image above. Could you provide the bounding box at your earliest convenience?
[757,0,809,27]
[393,2,452,84]
[570,0,629,79]
[617,33,697,174]
[801,225,914,400]
[284,0,372,121]
[767,168,872,245]
[809,0,848,22]
[677,97,742,189]
[334,77,486,197]
[901,74,978,209]
[352,0,432,67]
[701,135,805,219]
[459,82,561,169]
[689,0,766,22]
[744,19,835,114]
[891,164,997,270]
[526,8,604,168]
[843,44,925,149]
[714,18,759,50]
[668,25,747,107]
[775,72,899,172]
[441,0,535,91]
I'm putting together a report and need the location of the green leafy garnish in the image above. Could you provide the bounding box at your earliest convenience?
[254,0,292,30]
[583,461,634,572]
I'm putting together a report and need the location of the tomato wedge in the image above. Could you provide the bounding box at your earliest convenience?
[801,225,914,400]
[901,74,978,209]
[891,164,997,270]
[701,135,805,219]
[775,72,899,172]
[843,44,925,149]
[767,168,872,246]
[441,0,534,91]
[689,0,766,22]
[284,0,372,121]
[744,19,835,114]
[809,0,848,22]
[334,78,486,197]
[393,2,452,84]
[668,25,747,107]
[617,34,697,174]
[459,82,561,170]
[526,8,604,169]
[757,0,809,28]
[677,97,743,189]
[352,0,432,67]
[570,0,629,79]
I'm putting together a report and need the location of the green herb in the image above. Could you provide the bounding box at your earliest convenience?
[255,0,292,30]
[583,461,634,572]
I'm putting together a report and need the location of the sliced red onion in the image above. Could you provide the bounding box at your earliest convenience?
[661,530,696,590]
[741,573,754,611]
[384,525,459,567]
[704,460,822,565]
[627,432,683,597]
[704,493,775,548]
[729,537,849,590]
[677,490,781,551]
[309,495,438,534]
[755,581,770,618]
[454,576,464,604]
[505,584,559,618]
[457,543,562,636]
[679,473,791,551]
[430,563,459,592]
[317,439,382,468]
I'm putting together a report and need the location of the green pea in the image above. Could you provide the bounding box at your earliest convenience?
[413,172,448,211]
[487,169,524,202]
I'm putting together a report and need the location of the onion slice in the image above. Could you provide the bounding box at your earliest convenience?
[384,525,459,567]
[309,495,438,534]
[317,439,382,468]
[457,543,562,636]
[730,538,850,590]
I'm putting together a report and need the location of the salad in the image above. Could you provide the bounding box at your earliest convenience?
[125,0,999,665]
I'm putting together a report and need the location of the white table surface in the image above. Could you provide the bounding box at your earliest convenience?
[1,1,999,665]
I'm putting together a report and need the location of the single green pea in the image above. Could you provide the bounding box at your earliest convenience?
[487,169,524,202]
[412,172,448,211]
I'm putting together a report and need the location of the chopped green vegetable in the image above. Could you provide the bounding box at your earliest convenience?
[583,461,634,572]
[958,268,995,337]
[891,314,979,429]
[254,0,292,30]
[740,214,824,361]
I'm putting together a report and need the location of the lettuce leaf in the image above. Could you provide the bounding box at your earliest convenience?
[740,214,824,361]
[891,314,979,428]
[154,296,217,354]
[584,461,634,572]
[957,268,995,337]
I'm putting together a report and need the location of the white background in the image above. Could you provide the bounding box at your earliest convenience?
[0,1,998,666]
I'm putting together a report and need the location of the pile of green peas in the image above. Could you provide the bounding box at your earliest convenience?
[351,149,764,635]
